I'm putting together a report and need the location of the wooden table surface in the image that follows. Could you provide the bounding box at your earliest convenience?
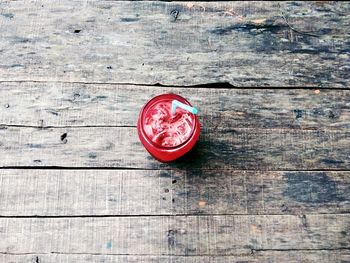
[0,1,349,262]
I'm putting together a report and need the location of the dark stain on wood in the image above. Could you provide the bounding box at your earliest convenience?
[300,214,308,228]
[340,230,347,237]
[283,172,344,203]
[120,17,140,22]
[47,109,59,116]
[38,119,44,128]
[95,95,108,100]
[146,155,154,161]
[170,9,179,22]
[104,142,114,151]
[210,22,287,35]
[88,152,97,159]
[184,169,204,179]
[70,93,81,103]
[11,36,30,43]
[303,108,341,120]
[290,48,328,55]
[97,4,112,10]
[320,159,344,165]
[10,64,24,68]
[281,203,290,213]
[167,229,176,248]
[60,133,67,144]
[60,133,67,140]
[1,13,14,19]
[25,144,42,149]
[176,190,190,199]
[159,172,171,178]
[294,109,304,119]
[328,110,336,119]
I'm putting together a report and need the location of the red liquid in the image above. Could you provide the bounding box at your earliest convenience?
[137,94,200,162]
[143,100,195,148]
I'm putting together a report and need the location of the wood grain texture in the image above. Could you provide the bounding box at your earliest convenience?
[0,1,349,87]
[0,126,348,169]
[0,215,349,255]
[2,251,350,263]
[0,169,349,216]
[1,82,349,129]
[1,0,349,260]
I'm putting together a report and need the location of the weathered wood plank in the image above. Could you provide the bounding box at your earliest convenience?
[0,126,348,169]
[2,251,350,263]
[1,82,349,129]
[0,1,349,87]
[0,215,348,254]
[0,170,349,216]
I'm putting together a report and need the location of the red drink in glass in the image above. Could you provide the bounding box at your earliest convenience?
[137,94,200,162]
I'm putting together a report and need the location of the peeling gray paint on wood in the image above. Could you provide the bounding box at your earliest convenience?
[0,126,349,169]
[0,0,349,259]
[0,82,349,129]
[2,251,350,263]
[0,215,348,254]
[0,1,349,87]
[282,172,347,204]
[0,170,348,216]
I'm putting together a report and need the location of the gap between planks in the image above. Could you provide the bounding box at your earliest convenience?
[1,248,350,255]
[1,167,350,172]
[0,80,349,90]
[0,212,349,219]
